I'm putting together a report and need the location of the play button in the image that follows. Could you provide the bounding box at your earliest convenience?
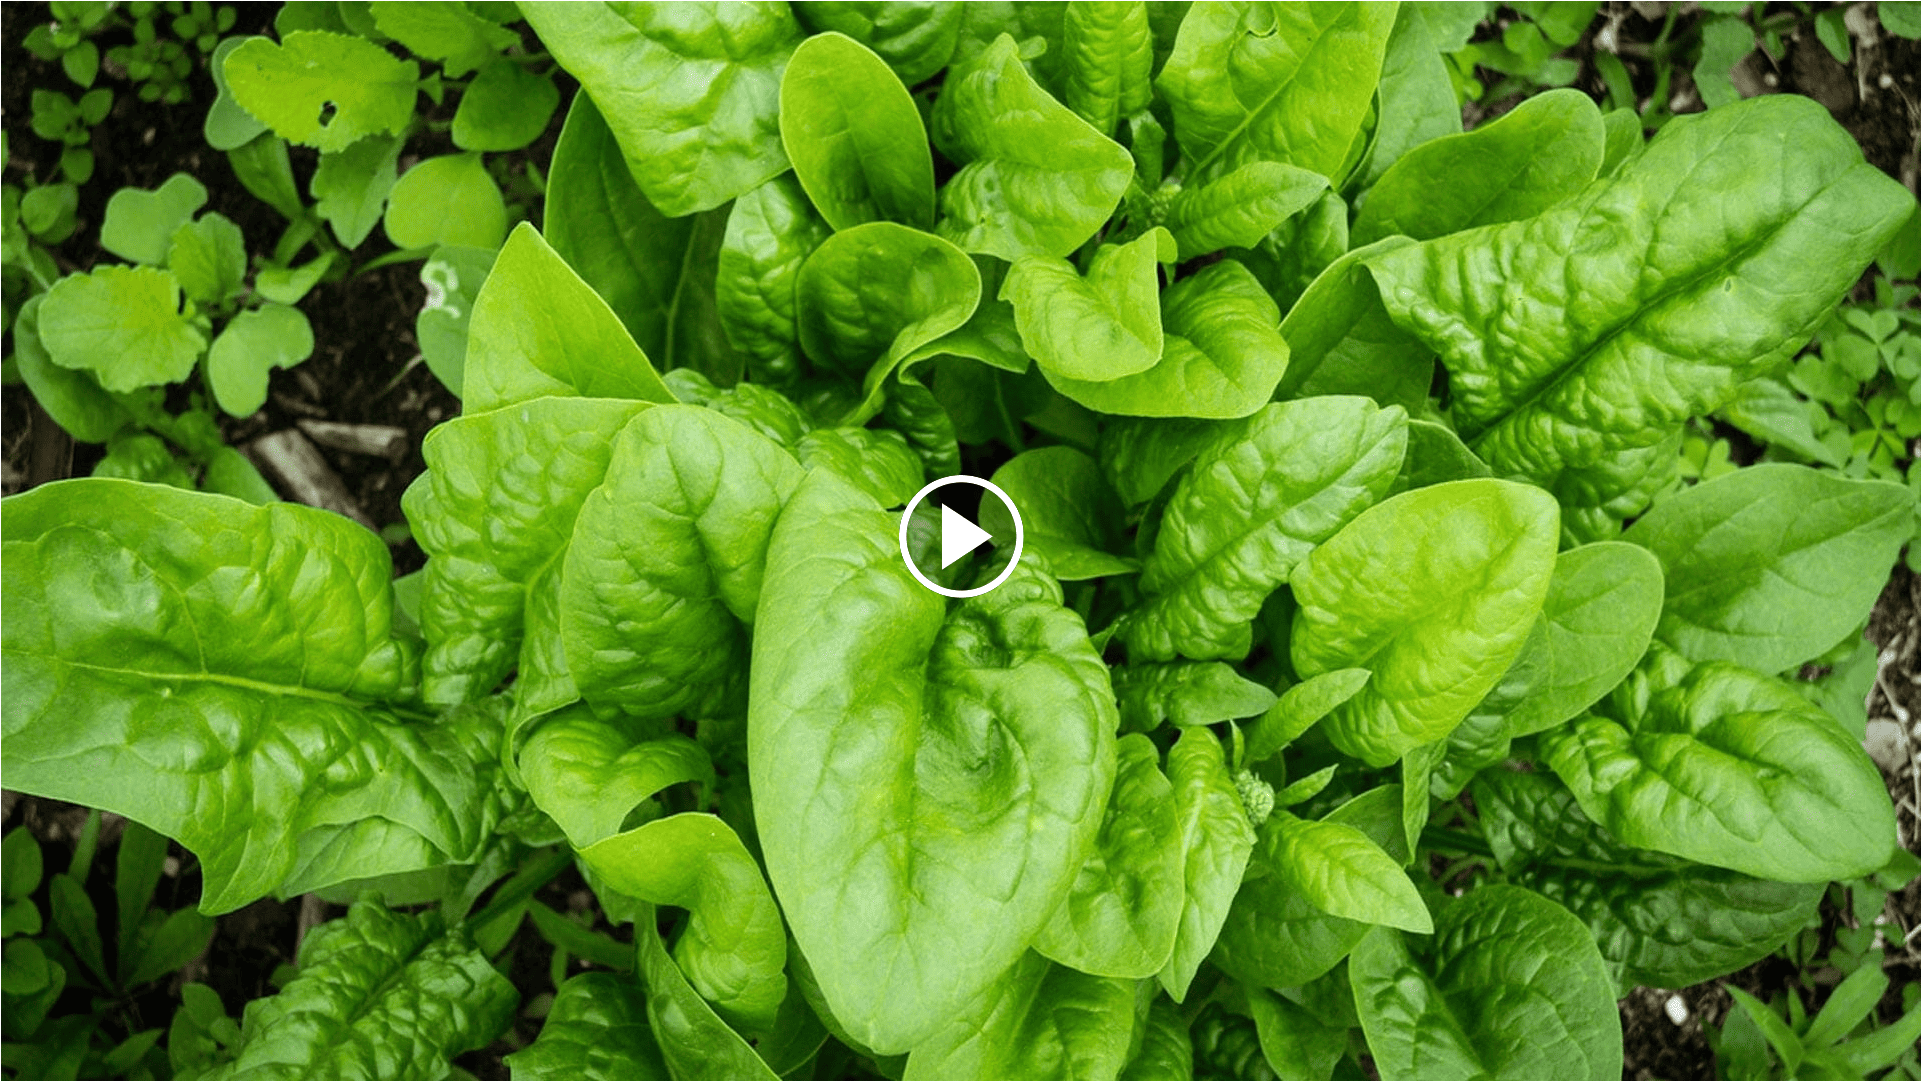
[899,475,1025,598]
[940,504,992,569]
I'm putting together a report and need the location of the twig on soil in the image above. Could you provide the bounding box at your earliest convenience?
[247,430,376,530]
[295,420,409,459]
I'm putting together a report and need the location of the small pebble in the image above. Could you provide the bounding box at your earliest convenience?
[1880,73,1895,89]
[1665,994,1690,1026]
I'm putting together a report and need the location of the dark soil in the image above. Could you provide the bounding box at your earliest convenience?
[4,3,1921,1079]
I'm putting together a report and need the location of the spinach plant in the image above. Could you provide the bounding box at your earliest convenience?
[4,3,1917,1080]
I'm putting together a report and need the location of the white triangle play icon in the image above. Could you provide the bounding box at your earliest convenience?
[940,504,992,569]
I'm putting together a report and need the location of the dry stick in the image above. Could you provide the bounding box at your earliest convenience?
[248,429,375,530]
[296,419,408,459]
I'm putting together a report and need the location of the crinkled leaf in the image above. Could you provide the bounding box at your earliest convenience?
[1472,769,1821,988]
[1353,88,1606,246]
[751,471,1117,1053]
[1158,727,1255,1002]
[1112,662,1276,732]
[716,174,831,387]
[207,302,314,417]
[224,31,419,152]
[1543,657,1897,883]
[1164,162,1329,260]
[794,1,963,86]
[464,223,675,413]
[1124,396,1407,662]
[1158,2,1395,183]
[1060,1,1152,137]
[384,152,507,251]
[796,427,924,507]
[560,406,805,721]
[780,32,935,231]
[1350,885,1621,1081]
[2,481,513,916]
[1366,96,1916,521]
[981,445,1137,580]
[1042,261,1292,418]
[1293,479,1559,767]
[583,814,787,1032]
[520,2,801,217]
[1622,464,1912,674]
[1035,734,1184,978]
[634,906,781,1081]
[1098,416,1225,508]
[930,34,1132,260]
[38,265,206,393]
[206,899,515,1081]
[505,973,668,1081]
[403,397,651,706]
[794,221,980,411]
[518,709,713,850]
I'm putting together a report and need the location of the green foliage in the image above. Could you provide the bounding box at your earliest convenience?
[3,6,1917,1081]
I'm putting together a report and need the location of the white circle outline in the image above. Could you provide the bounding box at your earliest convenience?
[897,475,1024,599]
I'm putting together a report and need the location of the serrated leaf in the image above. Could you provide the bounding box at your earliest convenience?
[224,31,420,152]
[38,266,206,393]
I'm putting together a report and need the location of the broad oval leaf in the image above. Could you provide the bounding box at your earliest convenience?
[794,221,980,401]
[464,223,676,413]
[750,471,1117,1054]
[1003,227,1172,382]
[1353,87,1607,246]
[206,303,313,418]
[1112,662,1276,732]
[1267,812,1431,933]
[1622,464,1913,674]
[780,32,935,231]
[1543,657,1897,883]
[1158,1,1395,183]
[1272,237,1432,411]
[901,952,1135,1081]
[370,0,519,77]
[521,2,801,216]
[1035,733,1184,978]
[3,481,508,914]
[1293,478,1560,767]
[1350,885,1622,1081]
[1124,396,1407,662]
[1366,95,1917,523]
[1042,261,1292,419]
[11,295,130,444]
[452,60,561,152]
[384,152,507,250]
[635,911,782,1081]
[930,33,1133,260]
[101,173,207,266]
